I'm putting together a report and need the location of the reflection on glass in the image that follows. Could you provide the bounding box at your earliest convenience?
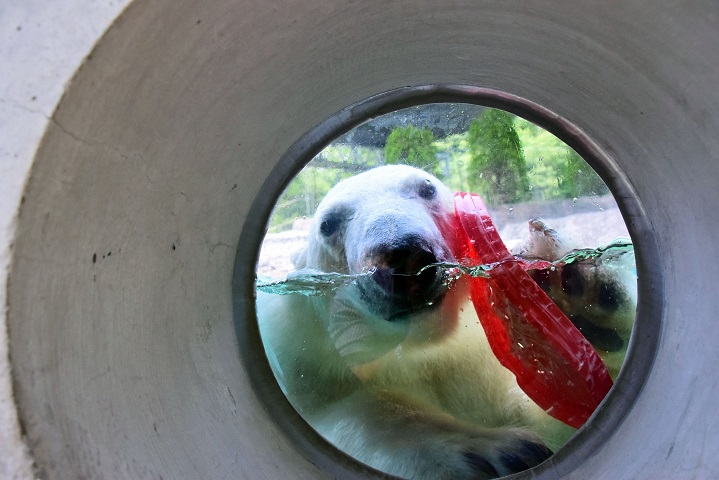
[255,104,637,480]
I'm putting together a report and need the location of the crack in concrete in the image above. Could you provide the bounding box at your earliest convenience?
[1,99,137,164]
[0,98,52,119]
[209,242,234,254]
[51,117,133,163]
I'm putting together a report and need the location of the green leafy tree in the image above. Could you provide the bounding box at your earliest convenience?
[467,110,530,204]
[384,126,439,175]
[515,117,610,201]
[557,149,609,198]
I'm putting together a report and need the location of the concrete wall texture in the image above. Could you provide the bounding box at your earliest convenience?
[2,1,719,479]
[1,2,129,478]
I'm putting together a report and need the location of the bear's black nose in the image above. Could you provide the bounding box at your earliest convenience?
[368,236,445,317]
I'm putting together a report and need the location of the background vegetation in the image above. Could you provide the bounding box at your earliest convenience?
[384,125,439,175]
[467,109,530,204]
[267,108,609,232]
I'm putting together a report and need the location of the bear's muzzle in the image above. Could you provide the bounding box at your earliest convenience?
[358,234,449,320]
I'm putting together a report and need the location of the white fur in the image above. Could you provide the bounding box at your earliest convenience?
[258,165,604,479]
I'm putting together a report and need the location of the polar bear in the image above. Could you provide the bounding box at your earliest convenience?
[257,165,636,479]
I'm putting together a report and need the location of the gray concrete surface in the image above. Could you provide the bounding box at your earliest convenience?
[1,2,129,478]
[3,1,719,479]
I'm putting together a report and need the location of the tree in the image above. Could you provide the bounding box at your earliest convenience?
[557,149,610,198]
[384,126,440,176]
[467,109,530,204]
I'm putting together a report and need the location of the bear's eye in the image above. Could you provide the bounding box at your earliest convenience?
[418,179,437,200]
[319,211,344,237]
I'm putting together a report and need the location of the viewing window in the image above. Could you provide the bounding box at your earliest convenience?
[254,102,637,479]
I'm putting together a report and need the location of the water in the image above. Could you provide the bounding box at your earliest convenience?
[256,270,368,296]
[551,238,633,265]
[256,239,635,296]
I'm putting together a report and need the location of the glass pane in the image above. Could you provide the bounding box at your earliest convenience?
[256,103,637,479]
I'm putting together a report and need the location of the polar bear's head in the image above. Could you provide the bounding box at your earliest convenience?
[294,165,458,320]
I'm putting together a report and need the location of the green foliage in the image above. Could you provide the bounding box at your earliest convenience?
[385,126,440,176]
[466,109,530,204]
[515,118,608,201]
[432,134,471,193]
[267,108,612,233]
[558,149,609,198]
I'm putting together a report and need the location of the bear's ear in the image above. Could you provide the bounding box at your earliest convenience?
[291,246,308,269]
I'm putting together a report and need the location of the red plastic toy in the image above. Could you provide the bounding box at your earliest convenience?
[451,192,613,429]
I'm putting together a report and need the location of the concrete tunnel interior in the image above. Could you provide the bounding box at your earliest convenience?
[3,1,719,479]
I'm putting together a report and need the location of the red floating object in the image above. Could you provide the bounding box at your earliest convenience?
[451,192,612,429]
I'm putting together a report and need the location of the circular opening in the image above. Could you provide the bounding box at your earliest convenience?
[234,85,659,479]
